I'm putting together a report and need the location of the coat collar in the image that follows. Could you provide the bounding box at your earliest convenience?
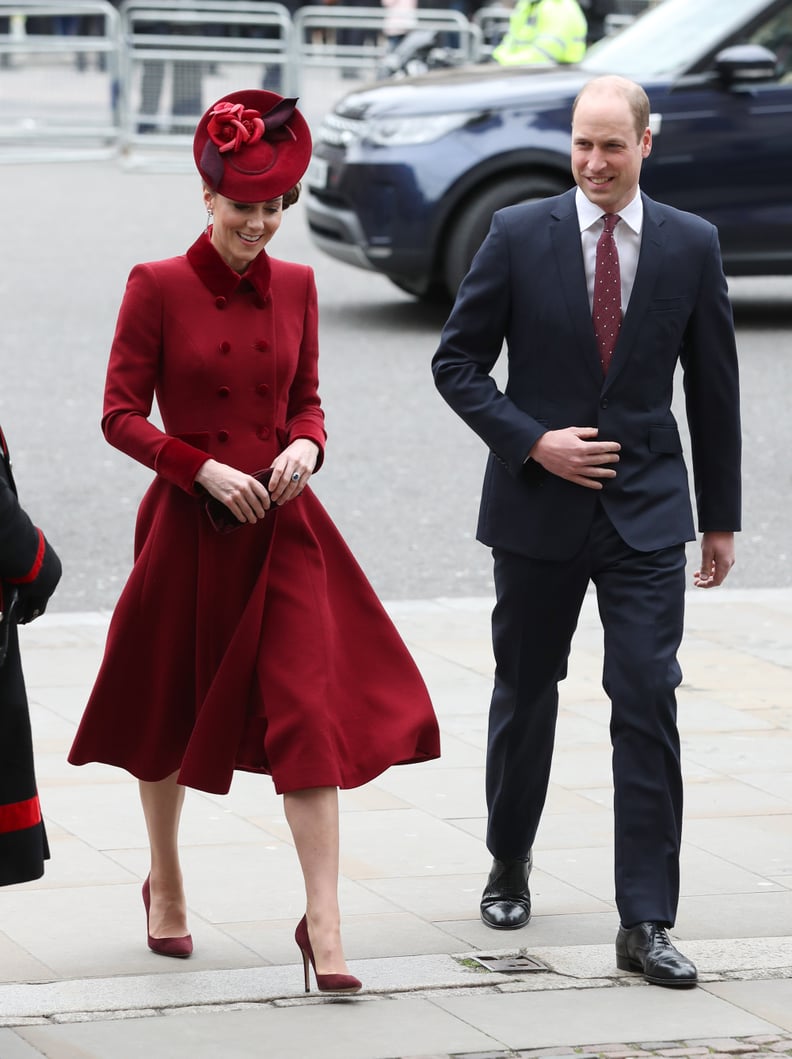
[186,231,272,301]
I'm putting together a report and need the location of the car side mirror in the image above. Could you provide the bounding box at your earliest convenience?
[715,44,779,86]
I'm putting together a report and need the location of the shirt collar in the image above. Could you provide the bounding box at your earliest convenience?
[575,186,643,235]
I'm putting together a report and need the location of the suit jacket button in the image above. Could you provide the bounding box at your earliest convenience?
[218,430,229,442]
[256,383,269,396]
[219,341,231,354]
[600,398,609,409]
[218,386,230,398]
[215,296,227,310]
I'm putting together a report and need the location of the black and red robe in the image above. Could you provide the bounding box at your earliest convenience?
[0,425,61,886]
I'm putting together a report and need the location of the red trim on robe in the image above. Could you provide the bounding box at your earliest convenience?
[8,527,45,584]
[0,794,42,835]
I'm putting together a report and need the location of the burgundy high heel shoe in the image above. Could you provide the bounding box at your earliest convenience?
[142,875,193,958]
[294,915,361,994]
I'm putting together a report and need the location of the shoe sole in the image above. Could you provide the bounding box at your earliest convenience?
[616,954,697,987]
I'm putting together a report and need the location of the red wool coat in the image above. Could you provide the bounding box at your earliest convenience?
[68,234,439,795]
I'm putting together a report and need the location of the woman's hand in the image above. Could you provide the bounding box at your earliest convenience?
[195,459,272,525]
[268,439,320,506]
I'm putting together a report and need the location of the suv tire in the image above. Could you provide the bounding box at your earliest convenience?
[443,174,569,298]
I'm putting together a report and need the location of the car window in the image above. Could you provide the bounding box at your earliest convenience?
[749,7,792,80]
[581,0,776,78]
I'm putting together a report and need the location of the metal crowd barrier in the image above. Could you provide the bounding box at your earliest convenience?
[472,4,510,50]
[291,5,482,93]
[0,0,121,160]
[2,0,591,167]
[119,0,294,154]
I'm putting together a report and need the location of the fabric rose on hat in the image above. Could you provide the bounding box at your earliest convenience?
[207,102,265,154]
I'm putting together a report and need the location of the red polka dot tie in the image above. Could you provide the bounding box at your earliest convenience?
[593,213,622,375]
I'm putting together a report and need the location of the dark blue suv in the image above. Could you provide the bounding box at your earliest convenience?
[305,0,792,300]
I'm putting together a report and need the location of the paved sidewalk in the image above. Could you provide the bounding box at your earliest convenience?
[1,589,791,1058]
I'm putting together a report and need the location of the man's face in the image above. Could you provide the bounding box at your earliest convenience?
[571,89,651,214]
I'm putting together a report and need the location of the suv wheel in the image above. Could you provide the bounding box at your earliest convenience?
[388,274,450,303]
[443,174,569,298]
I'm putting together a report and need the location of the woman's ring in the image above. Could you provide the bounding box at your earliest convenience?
[291,472,301,483]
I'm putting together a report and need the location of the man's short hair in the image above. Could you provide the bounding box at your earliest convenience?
[572,75,651,141]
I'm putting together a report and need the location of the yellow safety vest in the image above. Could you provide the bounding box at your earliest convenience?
[493,0,588,66]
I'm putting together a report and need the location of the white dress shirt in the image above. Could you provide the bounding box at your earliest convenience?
[576,187,643,316]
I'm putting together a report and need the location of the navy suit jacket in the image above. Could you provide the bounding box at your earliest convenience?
[432,188,741,560]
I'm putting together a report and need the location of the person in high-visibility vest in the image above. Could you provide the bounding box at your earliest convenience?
[493,0,588,65]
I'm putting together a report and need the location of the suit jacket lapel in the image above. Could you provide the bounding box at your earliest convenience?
[603,195,667,392]
[549,191,603,387]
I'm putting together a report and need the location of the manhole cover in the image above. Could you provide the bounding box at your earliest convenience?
[468,954,551,973]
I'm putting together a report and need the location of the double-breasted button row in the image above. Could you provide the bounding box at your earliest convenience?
[213,384,270,398]
[214,425,272,442]
[214,294,269,309]
[216,339,270,355]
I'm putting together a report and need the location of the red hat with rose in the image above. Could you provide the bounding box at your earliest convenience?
[193,89,312,203]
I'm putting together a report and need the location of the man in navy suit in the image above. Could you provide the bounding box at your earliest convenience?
[432,75,741,988]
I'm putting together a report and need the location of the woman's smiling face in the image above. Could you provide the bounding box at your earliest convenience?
[204,189,283,273]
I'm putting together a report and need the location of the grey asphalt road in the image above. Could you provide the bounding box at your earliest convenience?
[1,154,790,612]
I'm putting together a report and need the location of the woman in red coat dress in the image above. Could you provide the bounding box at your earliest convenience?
[69,91,440,992]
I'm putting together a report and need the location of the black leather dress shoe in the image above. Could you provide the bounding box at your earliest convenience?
[615,922,698,987]
[480,853,532,930]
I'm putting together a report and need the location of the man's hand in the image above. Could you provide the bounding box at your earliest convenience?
[529,427,620,490]
[693,531,735,588]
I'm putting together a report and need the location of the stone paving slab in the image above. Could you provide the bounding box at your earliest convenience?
[703,982,792,1034]
[4,1032,792,1059]
[13,997,501,1059]
[1,592,790,1058]
[2,938,791,1024]
[4,1001,792,1059]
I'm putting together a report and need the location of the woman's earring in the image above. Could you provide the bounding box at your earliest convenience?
[205,209,213,234]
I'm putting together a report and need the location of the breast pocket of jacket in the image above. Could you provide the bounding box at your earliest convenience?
[648,297,687,314]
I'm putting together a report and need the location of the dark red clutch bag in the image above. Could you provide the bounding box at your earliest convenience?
[205,468,274,534]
